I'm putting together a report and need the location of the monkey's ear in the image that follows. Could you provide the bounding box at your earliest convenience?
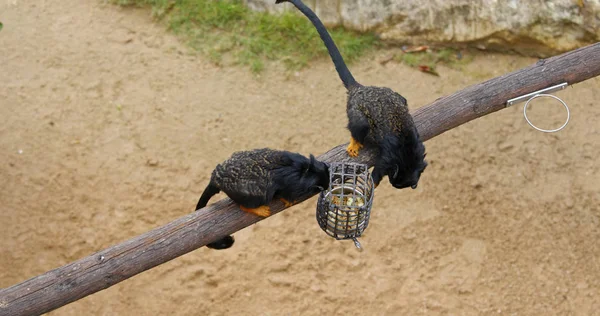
[308,154,317,169]
[300,154,314,175]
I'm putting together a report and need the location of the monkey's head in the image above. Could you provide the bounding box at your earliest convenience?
[278,153,330,197]
[376,128,427,190]
[304,154,330,194]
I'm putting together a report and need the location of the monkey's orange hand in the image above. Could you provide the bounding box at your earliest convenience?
[279,198,294,208]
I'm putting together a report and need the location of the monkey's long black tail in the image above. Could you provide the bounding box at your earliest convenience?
[276,0,359,90]
[195,183,235,250]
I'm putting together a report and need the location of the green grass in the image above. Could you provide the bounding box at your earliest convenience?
[113,0,377,73]
[395,47,473,71]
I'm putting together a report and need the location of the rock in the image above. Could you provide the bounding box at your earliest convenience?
[146,159,159,167]
[267,274,293,286]
[247,0,600,57]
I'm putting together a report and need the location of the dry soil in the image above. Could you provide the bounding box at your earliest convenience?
[1,1,599,315]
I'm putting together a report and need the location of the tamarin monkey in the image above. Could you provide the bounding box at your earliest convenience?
[276,0,427,189]
[196,148,330,249]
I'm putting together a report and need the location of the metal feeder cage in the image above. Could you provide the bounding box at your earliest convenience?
[316,162,375,249]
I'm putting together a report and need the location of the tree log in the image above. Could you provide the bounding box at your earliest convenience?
[1,42,599,316]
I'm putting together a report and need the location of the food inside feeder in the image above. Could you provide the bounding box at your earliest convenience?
[331,195,365,208]
[326,193,366,232]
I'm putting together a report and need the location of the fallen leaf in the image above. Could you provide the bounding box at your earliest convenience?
[418,65,440,76]
[402,45,429,53]
[378,55,394,65]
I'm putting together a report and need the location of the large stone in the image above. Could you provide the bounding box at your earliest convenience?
[246,0,600,57]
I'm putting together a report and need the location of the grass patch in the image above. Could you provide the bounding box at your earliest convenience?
[395,47,473,71]
[113,0,377,73]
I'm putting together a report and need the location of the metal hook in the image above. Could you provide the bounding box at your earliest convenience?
[506,82,570,133]
[352,237,363,251]
[523,94,570,133]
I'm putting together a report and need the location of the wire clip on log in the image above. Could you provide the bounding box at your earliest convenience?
[506,82,570,133]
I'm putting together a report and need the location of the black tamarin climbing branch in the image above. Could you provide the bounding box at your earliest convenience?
[1,42,599,316]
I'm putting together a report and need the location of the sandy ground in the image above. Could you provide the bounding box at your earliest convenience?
[1,1,600,315]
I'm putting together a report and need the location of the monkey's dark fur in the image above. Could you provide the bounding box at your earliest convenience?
[276,0,427,189]
[196,148,330,250]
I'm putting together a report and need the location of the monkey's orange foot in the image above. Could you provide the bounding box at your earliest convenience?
[240,205,271,217]
[280,198,294,208]
[346,137,363,157]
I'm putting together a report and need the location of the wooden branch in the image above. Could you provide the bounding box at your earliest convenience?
[2,42,599,316]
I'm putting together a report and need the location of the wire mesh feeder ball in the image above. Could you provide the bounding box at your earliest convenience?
[316,162,375,249]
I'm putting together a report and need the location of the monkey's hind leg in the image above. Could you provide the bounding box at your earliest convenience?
[240,205,271,217]
[347,116,370,157]
[346,137,364,157]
